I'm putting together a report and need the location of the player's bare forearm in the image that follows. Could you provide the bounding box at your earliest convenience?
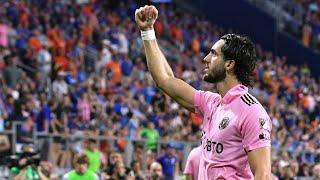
[254,173,271,180]
[248,147,271,180]
[143,40,174,85]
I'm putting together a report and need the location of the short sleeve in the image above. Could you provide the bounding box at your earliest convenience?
[193,90,220,118]
[239,105,272,152]
[184,147,201,175]
[184,156,193,174]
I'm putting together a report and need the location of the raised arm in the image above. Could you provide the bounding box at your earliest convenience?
[135,5,196,112]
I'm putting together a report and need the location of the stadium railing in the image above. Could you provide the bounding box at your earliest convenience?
[2,121,198,169]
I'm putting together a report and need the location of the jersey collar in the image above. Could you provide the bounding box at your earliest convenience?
[222,84,248,104]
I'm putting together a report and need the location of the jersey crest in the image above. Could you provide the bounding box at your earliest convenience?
[219,117,230,130]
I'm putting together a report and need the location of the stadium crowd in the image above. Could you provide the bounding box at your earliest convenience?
[265,0,320,51]
[0,0,319,179]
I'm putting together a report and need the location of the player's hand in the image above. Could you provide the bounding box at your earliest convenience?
[135,5,158,31]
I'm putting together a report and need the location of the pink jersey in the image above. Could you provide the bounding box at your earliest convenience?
[193,84,271,179]
[184,146,201,180]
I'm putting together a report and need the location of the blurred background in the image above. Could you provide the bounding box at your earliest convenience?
[0,0,319,179]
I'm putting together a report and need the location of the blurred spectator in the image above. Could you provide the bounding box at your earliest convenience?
[106,57,122,85]
[3,53,22,88]
[147,161,164,180]
[50,113,68,170]
[129,160,145,180]
[313,164,320,179]
[36,99,54,133]
[84,138,102,174]
[96,40,113,74]
[52,71,68,100]
[110,162,128,180]
[157,144,179,180]
[77,93,91,122]
[0,133,10,166]
[0,20,8,48]
[62,154,98,180]
[37,43,52,77]
[103,151,124,177]
[16,117,34,152]
[140,122,159,151]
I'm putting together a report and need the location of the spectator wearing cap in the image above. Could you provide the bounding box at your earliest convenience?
[157,144,179,180]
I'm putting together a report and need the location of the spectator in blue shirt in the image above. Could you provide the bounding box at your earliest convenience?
[36,99,54,132]
[157,144,179,180]
[120,55,133,76]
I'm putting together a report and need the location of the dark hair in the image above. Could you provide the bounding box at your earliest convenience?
[76,154,89,165]
[130,160,139,167]
[220,34,257,87]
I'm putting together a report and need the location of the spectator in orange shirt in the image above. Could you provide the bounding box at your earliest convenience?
[106,58,122,85]
[54,49,69,71]
[82,23,92,44]
[55,30,67,55]
[190,112,202,127]
[191,35,200,54]
[302,24,312,47]
[48,25,59,43]
[28,30,42,52]
[154,21,164,37]
[169,24,183,41]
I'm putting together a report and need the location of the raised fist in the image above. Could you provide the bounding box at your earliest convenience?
[135,5,158,31]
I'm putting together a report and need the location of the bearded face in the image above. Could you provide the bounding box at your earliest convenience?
[202,40,227,84]
[202,59,226,83]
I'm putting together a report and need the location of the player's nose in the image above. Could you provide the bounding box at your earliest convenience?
[202,53,209,64]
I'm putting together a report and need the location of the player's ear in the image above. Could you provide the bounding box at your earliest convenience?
[225,60,235,71]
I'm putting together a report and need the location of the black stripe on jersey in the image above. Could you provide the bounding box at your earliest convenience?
[240,96,251,106]
[241,94,257,106]
[245,93,257,104]
[243,94,255,105]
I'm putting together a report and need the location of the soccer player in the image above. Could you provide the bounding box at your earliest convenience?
[184,146,201,180]
[135,5,272,180]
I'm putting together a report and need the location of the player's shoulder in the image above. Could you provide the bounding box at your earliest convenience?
[194,90,221,109]
[190,146,202,156]
[196,90,221,100]
[237,93,267,113]
[236,93,271,130]
[238,93,259,107]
